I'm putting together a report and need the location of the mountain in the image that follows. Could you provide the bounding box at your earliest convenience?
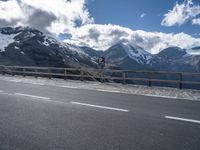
[150,47,189,71]
[0,27,98,68]
[80,46,103,58]
[103,44,200,72]
[149,47,200,72]
[104,42,153,70]
[0,27,200,73]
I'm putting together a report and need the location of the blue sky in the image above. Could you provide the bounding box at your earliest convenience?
[88,0,200,35]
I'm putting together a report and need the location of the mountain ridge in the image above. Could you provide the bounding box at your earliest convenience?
[0,27,200,72]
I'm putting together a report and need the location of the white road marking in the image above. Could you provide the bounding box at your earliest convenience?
[165,116,200,124]
[61,85,79,89]
[29,83,45,86]
[71,101,129,112]
[15,93,50,100]
[0,91,14,96]
[144,94,177,99]
[1,92,69,105]
[61,85,121,93]
[96,89,121,93]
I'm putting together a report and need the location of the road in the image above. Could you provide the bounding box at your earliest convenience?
[0,78,200,150]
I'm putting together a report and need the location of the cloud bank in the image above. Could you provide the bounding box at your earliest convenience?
[162,0,200,26]
[0,0,93,35]
[65,24,200,54]
[0,0,200,54]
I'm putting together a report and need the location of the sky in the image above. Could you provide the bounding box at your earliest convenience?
[88,0,200,34]
[0,0,200,54]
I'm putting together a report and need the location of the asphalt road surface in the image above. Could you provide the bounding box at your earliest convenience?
[0,79,200,150]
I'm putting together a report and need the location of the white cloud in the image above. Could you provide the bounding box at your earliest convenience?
[1,0,200,54]
[192,18,200,25]
[193,33,200,36]
[0,0,93,35]
[140,13,146,19]
[64,24,200,54]
[161,0,200,26]
[0,0,24,24]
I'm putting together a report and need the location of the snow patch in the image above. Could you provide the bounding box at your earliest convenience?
[43,40,50,46]
[122,43,153,64]
[22,32,36,39]
[0,33,18,52]
[15,46,20,50]
[65,43,88,56]
[187,49,200,55]
[43,36,60,47]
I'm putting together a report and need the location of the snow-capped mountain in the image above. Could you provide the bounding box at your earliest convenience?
[104,43,200,72]
[0,27,98,68]
[149,47,200,72]
[0,27,200,72]
[104,42,153,70]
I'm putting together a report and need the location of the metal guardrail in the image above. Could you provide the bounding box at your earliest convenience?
[0,65,200,89]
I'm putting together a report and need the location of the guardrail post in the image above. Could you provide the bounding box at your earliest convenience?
[48,68,52,79]
[81,69,84,81]
[1,66,5,75]
[64,69,67,80]
[122,72,126,84]
[35,69,38,78]
[12,67,15,76]
[148,72,153,87]
[179,73,183,89]
[100,69,105,83]
[23,68,26,77]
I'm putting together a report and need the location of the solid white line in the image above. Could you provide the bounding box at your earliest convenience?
[165,116,200,124]
[15,93,50,100]
[61,85,79,89]
[71,101,129,112]
[144,94,177,99]
[96,89,121,93]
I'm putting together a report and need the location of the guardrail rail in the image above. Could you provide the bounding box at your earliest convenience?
[0,65,200,89]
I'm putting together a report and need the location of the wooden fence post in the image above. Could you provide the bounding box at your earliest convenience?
[148,72,153,87]
[81,69,84,81]
[122,72,126,84]
[179,73,183,89]
[101,69,105,83]
[12,67,15,76]
[1,66,5,75]
[23,68,26,77]
[35,69,38,78]
[64,69,67,80]
[48,68,52,79]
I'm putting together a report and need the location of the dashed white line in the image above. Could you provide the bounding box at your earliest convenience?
[0,90,3,93]
[15,93,50,100]
[1,93,14,96]
[14,93,70,105]
[165,116,200,124]
[71,101,129,112]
